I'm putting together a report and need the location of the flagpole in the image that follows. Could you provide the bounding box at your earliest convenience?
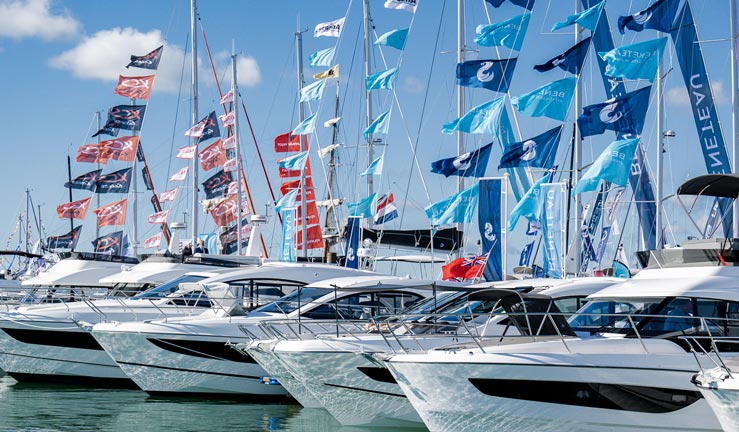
[296,19,308,258]
[232,41,243,255]
[572,0,583,275]
[731,0,739,237]
[456,0,465,245]
[503,175,508,279]
[363,0,374,210]
[95,111,101,240]
[131,97,139,257]
[656,31,664,248]
[189,0,199,246]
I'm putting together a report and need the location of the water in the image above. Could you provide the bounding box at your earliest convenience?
[0,375,427,432]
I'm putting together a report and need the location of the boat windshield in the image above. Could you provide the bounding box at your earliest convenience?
[131,275,207,299]
[402,291,462,314]
[568,298,663,334]
[253,287,331,315]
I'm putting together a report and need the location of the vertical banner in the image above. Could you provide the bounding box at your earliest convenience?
[583,0,657,249]
[541,182,567,279]
[279,209,296,262]
[478,178,503,281]
[344,217,361,269]
[580,184,606,273]
[671,1,732,237]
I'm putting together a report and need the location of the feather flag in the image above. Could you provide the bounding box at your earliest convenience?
[425,183,480,226]
[347,194,377,218]
[374,193,399,224]
[299,80,326,102]
[278,151,309,171]
[176,145,197,159]
[598,37,667,83]
[360,154,384,176]
[573,138,640,195]
[442,96,507,135]
[57,197,92,220]
[375,28,409,50]
[384,0,417,13]
[169,167,189,182]
[114,75,155,100]
[552,1,604,31]
[534,37,592,75]
[475,14,530,51]
[314,17,345,38]
[148,209,170,224]
[366,68,398,90]
[511,77,577,122]
[364,110,391,138]
[618,0,679,34]
[313,65,339,80]
[159,188,179,203]
[431,142,493,178]
[126,45,163,70]
[292,113,318,135]
[308,47,336,67]
[93,199,128,228]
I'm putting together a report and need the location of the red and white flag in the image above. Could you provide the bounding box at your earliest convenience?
[148,209,170,224]
[274,131,302,153]
[57,197,92,220]
[144,232,162,249]
[169,166,189,182]
[222,135,237,150]
[219,111,235,127]
[93,199,128,228]
[184,122,205,138]
[198,139,226,171]
[114,75,155,100]
[223,158,238,172]
[176,145,197,159]
[227,178,247,195]
[99,136,139,162]
[210,195,238,227]
[159,188,179,203]
[76,144,109,164]
[220,89,234,105]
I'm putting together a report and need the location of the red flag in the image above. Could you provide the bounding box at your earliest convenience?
[280,178,315,201]
[274,131,302,153]
[114,75,155,100]
[441,254,489,281]
[198,139,226,171]
[98,136,139,162]
[210,195,238,227]
[296,224,324,250]
[144,232,162,249]
[76,144,109,164]
[93,199,128,228]
[176,145,197,159]
[148,209,170,224]
[56,197,92,220]
[296,200,321,226]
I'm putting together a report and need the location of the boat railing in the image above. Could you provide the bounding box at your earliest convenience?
[681,334,739,379]
[254,319,374,341]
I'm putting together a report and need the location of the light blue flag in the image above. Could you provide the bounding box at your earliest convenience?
[360,154,384,176]
[279,209,295,262]
[366,68,398,90]
[275,188,299,213]
[552,1,604,31]
[442,96,507,135]
[278,151,309,171]
[348,193,376,218]
[425,183,480,226]
[599,37,668,83]
[308,47,335,68]
[299,80,326,102]
[364,110,391,138]
[508,173,551,231]
[540,182,566,278]
[292,113,317,135]
[511,77,577,122]
[475,14,530,51]
[375,28,409,50]
[573,138,640,195]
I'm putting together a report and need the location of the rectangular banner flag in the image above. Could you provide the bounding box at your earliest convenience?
[599,37,667,83]
[144,232,162,249]
[577,86,652,137]
[93,199,128,228]
[106,105,146,131]
[475,14,530,51]
[425,183,480,226]
[223,158,238,172]
[295,224,325,250]
[540,182,566,278]
[176,145,197,159]
[64,169,101,191]
[279,209,296,262]
[313,64,339,80]
[169,166,189,182]
[203,170,233,199]
[219,224,249,255]
[366,68,398,90]
[486,0,535,10]
[308,47,336,67]
[159,188,178,203]
[47,226,82,250]
[219,111,235,127]
[384,0,417,12]
[344,216,361,268]
[198,139,227,171]
[114,75,155,100]
[442,96,507,135]
[479,178,503,281]
[76,144,108,164]
[57,197,92,220]
[314,17,345,38]
[431,142,493,178]
[92,231,124,255]
[499,126,562,169]
[619,0,679,34]
[222,135,237,150]
[512,77,576,122]
[457,58,517,93]
[126,45,163,70]
[534,37,591,75]
[95,167,133,194]
[210,195,238,227]
[374,193,399,224]
[274,132,302,153]
[375,28,408,50]
[184,111,220,141]
[98,136,139,162]
[92,123,119,138]
[148,209,170,224]
[219,89,234,105]
[519,241,534,266]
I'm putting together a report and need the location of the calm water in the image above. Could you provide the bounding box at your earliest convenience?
[0,374,427,432]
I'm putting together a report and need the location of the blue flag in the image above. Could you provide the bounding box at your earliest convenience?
[278,151,309,171]
[552,1,603,31]
[425,183,480,226]
[106,105,147,131]
[573,138,640,195]
[47,226,82,250]
[618,0,679,34]
[366,68,398,90]
[431,142,493,178]
[293,113,317,135]
[540,182,566,278]
[364,110,391,138]
[457,58,517,93]
[479,179,503,281]
[534,37,591,75]
[599,37,667,83]
[499,126,561,169]
[65,169,102,191]
[279,209,295,262]
[512,77,576,122]
[577,86,652,137]
[344,217,361,269]
[475,14,530,51]
[519,241,534,266]
[485,0,534,10]
[299,80,326,102]
[95,168,133,194]
[508,173,551,231]
[442,96,508,135]
[92,231,124,255]
[275,188,299,213]
[360,154,384,176]
[375,28,408,50]
[308,47,335,67]
[348,193,376,218]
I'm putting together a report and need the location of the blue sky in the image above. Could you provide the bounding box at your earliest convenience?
[0,0,733,266]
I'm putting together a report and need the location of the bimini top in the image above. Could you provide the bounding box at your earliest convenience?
[677,173,739,199]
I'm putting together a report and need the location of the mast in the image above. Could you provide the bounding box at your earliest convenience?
[363,0,374,203]
[66,155,74,238]
[656,31,665,247]
[96,111,102,240]
[296,20,308,257]
[572,0,582,273]
[457,0,465,197]
[131,98,139,257]
[324,82,340,262]
[732,0,739,236]
[232,41,244,254]
[25,189,30,254]
[189,0,199,244]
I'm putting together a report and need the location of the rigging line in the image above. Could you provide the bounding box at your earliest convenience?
[612,186,635,266]
[163,3,178,43]
[398,0,448,227]
[165,33,190,192]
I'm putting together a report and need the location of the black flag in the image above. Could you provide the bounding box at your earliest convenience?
[92,231,124,255]
[202,169,233,199]
[47,226,82,250]
[126,45,163,70]
[95,168,133,194]
[64,169,102,191]
[106,105,146,131]
[198,111,221,142]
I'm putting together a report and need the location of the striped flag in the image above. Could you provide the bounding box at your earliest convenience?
[374,193,399,224]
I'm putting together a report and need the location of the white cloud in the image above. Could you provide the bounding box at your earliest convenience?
[0,0,80,40]
[665,80,729,108]
[222,55,262,88]
[401,75,424,94]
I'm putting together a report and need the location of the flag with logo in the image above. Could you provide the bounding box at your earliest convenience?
[364,110,391,138]
[76,144,108,164]
[185,111,220,140]
[299,80,326,102]
[360,154,384,177]
[169,166,189,182]
[159,188,178,203]
[479,178,503,281]
[144,232,162,249]
[219,111,235,127]
[540,182,566,278]
[374,193,399,224]
[92,231,124,255]
[57,197,92,220]
[534,37,591,75]
[512,77,576,122]
[485,0,534,11]
[148,209,170,224]
[384,0,417,12]
[613,244,631,278]
[375,28,408,50]
[219,89,234,105]
[92,123,119,138]
[95,168,133,194]
[442,254,488,281]
[308,47,336,67]
[344,216,361,269]
[106,105,146,131]
[177,144,197,159]
[457,58,517,93]
[98,136,139,162]
[114,75,155,100]
[210,195,238,227]
[202,170,233,199]
[573,138,640,195]
[347,193,377,218]
[552,1,603,31]
[314,17,345,38]
[508,173,551,230]
[577,86,652,137]
[292,113,318,135]
[278,151,309,171]
[126,45,163,70]
[619,0,679,34]
[274,132,302,153]
[366,68,398,90]
[64,169,101,191]
[313,65,339,80]
[599,37,667,83]
[425,183,480,226]
[499,126,562,169]
[279,209,296,262]
[47,226,82,250]
[222,135,237,150]
[94,199,128,228]
[442,96,508,135]
[223,158,238,172]
[198,139,227,171]
[475,14,530,51]
[431,142,493,178]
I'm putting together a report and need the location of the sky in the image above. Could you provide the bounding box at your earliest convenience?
[0,0,734,270]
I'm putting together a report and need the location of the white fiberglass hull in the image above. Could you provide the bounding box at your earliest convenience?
[695,373,739,432]
[386,339,724,432]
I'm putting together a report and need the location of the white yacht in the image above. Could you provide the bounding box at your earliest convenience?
[91,275,431,397]
[0,262,356,386]
[258,277,620,426]
[692,359,739,432]
[384,241,739,432]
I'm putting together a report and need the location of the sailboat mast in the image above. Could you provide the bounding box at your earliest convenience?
[131,98,139,257]
[295,22,308,257]
[25,188,30,254]
[457,0,465,197]
[363,0,374,203]
[189,0,199,244]
[573,0,583,272]
[96,111,101,240]
[324,82,340,262]
[731,0,738,235]
[656,31,664,247]
[232,42,244,254]
[66,155,74,237]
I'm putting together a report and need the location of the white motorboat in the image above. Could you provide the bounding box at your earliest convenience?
[692,348,739,432]
[91,275,432,397]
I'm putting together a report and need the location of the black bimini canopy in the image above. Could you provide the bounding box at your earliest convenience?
[677,174,739,199]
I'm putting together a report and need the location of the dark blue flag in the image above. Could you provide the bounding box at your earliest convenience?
[92,231,124,255]
[577,86,652,137]
[431,142,493,178]
[534,37,591,75]
[95,168,133,194]
[202,169,233,199]
[127,45,163,70]
[479,179,503,281]
[499,126,561,169]
[106,105,146,131]
[92,122,119,138]
[457,58,517,92]
[344,217,361,269]
[142,167,153,191]
[519,241,534,266]
[64,169,102,191]
[136,142,145,162]
[219,223,249,254]
[47,226,82,250]
[485,0,534,10]
[198,111,221,142]
[618,0,679,34]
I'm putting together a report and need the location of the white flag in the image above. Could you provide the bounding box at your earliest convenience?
[219,111,235,127]
[220,89,234,105]
[223,158,238,172]
[314,17,345,38]
[159,188,179,203]
[148,209,170,224]
[144,232,162,249]
[176,145,197,159]
[384,0,417,12]
[222,135,237,149]
[169,166,189,182]
[184,122,205,138]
